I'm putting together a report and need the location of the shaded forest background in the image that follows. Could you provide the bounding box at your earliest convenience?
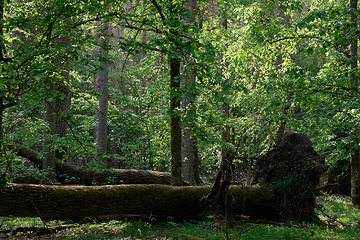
[0,0,359,205]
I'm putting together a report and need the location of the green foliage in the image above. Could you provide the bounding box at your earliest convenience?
[1,0,358,184]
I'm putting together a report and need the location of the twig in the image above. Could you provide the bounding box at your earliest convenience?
[182,234,206,240]
[30,200,55,236]
[315,205,349,228]
[247,219,282,226]
[313,183,340,192]
[230,225,256,239]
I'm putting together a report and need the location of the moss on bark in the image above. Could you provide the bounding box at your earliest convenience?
[0,183,277,220]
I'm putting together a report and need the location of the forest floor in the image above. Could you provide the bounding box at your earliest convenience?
[0,194,359,239]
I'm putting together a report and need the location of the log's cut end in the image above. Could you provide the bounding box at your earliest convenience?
[0,184,277,220]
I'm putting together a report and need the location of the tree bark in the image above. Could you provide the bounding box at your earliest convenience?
[350,0,360,206]
[0,0,3,153]
[170,57,183,186]
[0,100,4,154]
[43,36,71,177]
[201,150,234,219]
[0,183,278,220]
[193,138,202,185]
[181,0,201,186]
[95,21,110,166]
[8,144,173,185]
[219,12,231,164]
[43,93,57,179]
[181,5,196,184]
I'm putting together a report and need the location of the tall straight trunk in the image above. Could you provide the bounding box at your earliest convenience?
[170,57,183,186]
[193,138,202,185]
[43,36,71,176]
[43,99,57,177]
[53,39,71,161]
[219,15,231,163]
[182,0,199,185]
[95,22,109,167]
[350,0,360,206]
[0,0,4,153]
[182,56,196,185]
[0,101,4,154]
[220,103,230,162]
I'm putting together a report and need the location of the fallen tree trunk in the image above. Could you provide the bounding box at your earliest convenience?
[0,183,278,220]
[7,144,172,185]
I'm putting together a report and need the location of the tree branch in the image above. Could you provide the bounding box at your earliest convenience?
[267,35,351,58]
[150,0,166,23]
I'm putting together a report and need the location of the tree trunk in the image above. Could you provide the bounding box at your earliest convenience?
[201,150,234,219]
[0,0,3,153]
[0,0,7,155]
[0,101,4,154]
[220,104,230,162]
[43,71,71,175]
[274,92,293,146]
[43,98,57,179]
[170,57,183,186]
[181,62,196,184]
[193,138,202,185]
[181,0,197,185]
[43,35,71,177]
[350,0,360,206]
[95,21,109,167]
[181,0,202,186]
[8,144,174,185]
[0,183,278,220]
[219,13,231,164]
[0,0,15,155]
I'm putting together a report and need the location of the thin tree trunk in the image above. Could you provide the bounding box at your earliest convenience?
[170,57,183,186]
[220,104,230,162]
[148,0,183,185]
[274,92,293,146]
[350,0,360,206]
[0,0,5,154]
[0,104,4,155]
[193,138,202,185]
[219,13,231,163]
[181,0,198,185]
[95,22,109,167]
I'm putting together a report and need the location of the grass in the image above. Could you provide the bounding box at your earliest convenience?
[0,195,360,239]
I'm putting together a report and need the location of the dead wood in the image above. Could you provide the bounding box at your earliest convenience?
[253,131,328,221]
[7,144,172,185]
[200,150,235,220]
[0,183,278,220]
